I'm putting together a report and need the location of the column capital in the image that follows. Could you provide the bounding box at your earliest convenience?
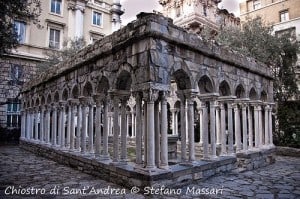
[68,98,79,106]
[93,93,106,106]
[59,100,67,107]
[142,88,159,102]
[78,96,91,106]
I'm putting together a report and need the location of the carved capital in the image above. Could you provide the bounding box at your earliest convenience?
[143,89,159,102]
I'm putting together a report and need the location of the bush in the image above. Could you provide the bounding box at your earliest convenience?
[0,126,20,143]
[274,101,300,148]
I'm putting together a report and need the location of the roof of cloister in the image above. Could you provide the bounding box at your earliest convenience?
[22,12,273,92]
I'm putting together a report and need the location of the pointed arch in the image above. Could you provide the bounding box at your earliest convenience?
[249,88,258,100]
[235,84,246,98]
[83,81,94,96]
[116,70,132,90]
[219,80,231,96]
[172,69,192,90]
[198,75,214,93]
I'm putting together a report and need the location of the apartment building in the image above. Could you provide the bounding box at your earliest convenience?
[159,0,240,35]
[240,0,300,99]
[0,0,123,129]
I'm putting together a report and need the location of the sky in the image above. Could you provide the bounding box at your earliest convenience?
[120,0,241,25]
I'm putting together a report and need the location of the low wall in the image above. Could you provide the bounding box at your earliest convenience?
[19,139,275,189]
[276,146,300,157]
[236,147,276,171]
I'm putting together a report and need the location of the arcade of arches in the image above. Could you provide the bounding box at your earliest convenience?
[20,13,275,186]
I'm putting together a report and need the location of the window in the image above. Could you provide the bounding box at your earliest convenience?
[49,28,60,49]
[51,0,62,15]
[280,10,289,22]
[9,64,24,85]
[93,11,102,26]
[253,0,261,10]
[14,21,26,43]
[7,99,21,128]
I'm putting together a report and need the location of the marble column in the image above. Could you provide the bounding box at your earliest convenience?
[175,110,178,135]
[216,104,221,145]
[21,110,25,138]
[227,102,234,155]
[220,103,226,155]
[52,105,57,146]
[79,97,88,154]
[59,101,66,148]
[34,109,39,140]
[69,100,76,150]
[45,106,51,144]
[210,101,217,158]
[66,102,72,148]
[154,101,160,167]
[40,106,45,142]
[112,96,120,163]
[171,108,176,135]
[160,92,169,169]
[258,105,263,147]
[76,103,82,151]
[254,104,260,148]
[135,92,143,166]
[248,105,253,149]
[102,98,110,159]
[88,101,94,154]
[120,96,128,163]
[145,92,156,169]
[269,105,274,146]
[93,95,102,157]
[179,94,187,162]
[234,103,241,152]
[264,105,269,146]
[57,105,62,147]
[242,103,248,151]
[198,108,203,144]
[26,109,30,139]
[131,111,135,137]
[126,113,130,137]
[201,101,209,159]
[187,97,195,162]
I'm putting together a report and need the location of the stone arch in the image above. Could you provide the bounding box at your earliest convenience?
[174,100,180,109]
[261,90,267,102]
[31,98,35,108]
[198,75,215,94]
[172,69,192,90]
[116,70,132,90]
[82,81,94,96]
[96,76,110,94]
[41,96,45,105]
[71,85,79,98]
[235,84,246,98]
[61,88,69,101]
[249,87,258,100]
[219,80,231,96]
[54,91,60,102]
[46,93,52,104]
[35,97,40,107]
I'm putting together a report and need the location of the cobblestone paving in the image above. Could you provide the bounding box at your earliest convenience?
[0,145,299,199]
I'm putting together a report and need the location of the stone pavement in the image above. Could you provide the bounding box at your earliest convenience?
[0,145,299,199]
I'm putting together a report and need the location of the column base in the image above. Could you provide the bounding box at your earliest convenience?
[159,164,170,170]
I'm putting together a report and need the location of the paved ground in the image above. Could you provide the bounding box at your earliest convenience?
[0,145,299,199]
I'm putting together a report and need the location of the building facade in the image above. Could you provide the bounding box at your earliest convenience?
[0,0,123,129]
[159,0,240,35]
[240,0,300,98]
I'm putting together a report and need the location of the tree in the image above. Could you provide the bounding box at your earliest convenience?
[216,17,300,147]
[0,0,41,55]
[217,16,299,101]
[37,37,86,72]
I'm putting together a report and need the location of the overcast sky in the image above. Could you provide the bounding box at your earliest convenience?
[120,0,241,25]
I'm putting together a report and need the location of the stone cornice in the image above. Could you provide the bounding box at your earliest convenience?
[22,13,273,93]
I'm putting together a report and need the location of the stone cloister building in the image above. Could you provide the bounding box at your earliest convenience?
[20,13,275,187]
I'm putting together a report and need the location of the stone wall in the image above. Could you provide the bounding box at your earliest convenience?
[236,148,276,172]
[0,56,37,128]
[20,139,276,189]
